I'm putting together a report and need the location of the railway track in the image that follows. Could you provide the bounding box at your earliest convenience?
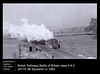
[38,44,85,59]
[19,40,86,59]
[36,45,70,59]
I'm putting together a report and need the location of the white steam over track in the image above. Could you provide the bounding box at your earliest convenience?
[3,18,54,42]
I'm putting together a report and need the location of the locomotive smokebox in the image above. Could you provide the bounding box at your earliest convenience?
[47,39,60,49]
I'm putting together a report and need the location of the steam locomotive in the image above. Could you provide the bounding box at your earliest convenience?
[18,38,60,58]
[30,39,60,49]
[19,38,60,53]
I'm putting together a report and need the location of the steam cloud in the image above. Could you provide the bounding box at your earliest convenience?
[3,18,54,42]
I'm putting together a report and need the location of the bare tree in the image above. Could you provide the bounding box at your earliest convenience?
[85,18,97,37]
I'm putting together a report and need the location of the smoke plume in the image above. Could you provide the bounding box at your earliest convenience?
[3,18,54,42]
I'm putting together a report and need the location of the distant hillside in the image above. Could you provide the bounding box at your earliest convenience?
[53,26,86,35]
[54,18,97,37]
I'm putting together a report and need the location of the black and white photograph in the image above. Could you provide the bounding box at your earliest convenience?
[3,3,97,59]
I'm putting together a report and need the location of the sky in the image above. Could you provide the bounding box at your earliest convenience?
[3,3,97,30]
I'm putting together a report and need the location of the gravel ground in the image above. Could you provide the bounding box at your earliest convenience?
[3,34,97,59]
[56,35,97,58]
